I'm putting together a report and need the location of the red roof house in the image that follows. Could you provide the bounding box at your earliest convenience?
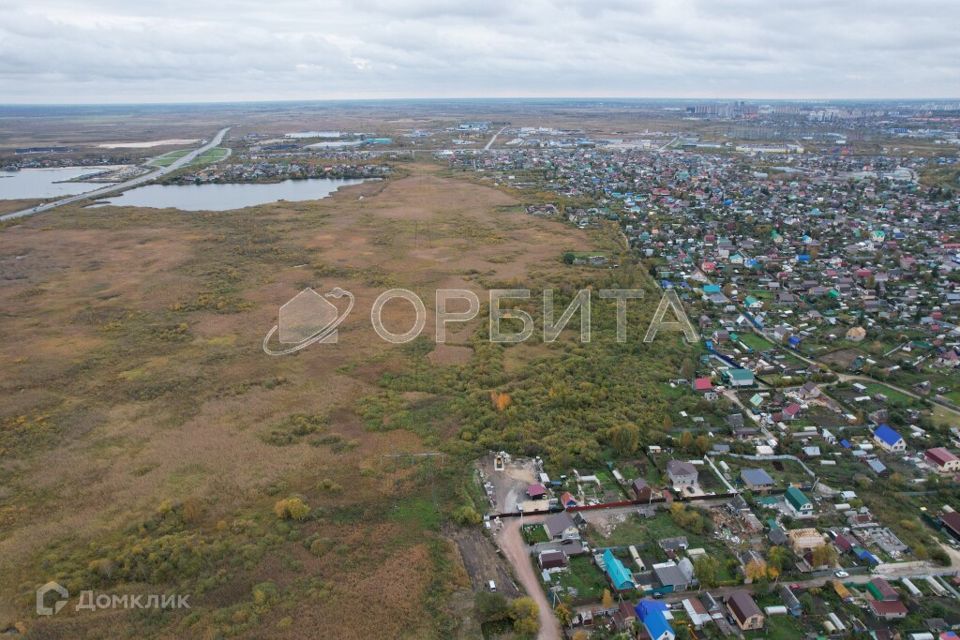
[869,600,907,620]
[693,377,713,392]
[526,483,547,499]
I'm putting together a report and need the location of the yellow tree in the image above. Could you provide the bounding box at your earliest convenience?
[601,589,614,609]
[491,391,512,411]
[811,544,838,568]
[745,559,768,583]
[510,597,539,635]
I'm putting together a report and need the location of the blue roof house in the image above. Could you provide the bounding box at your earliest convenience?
[873,424,905,453]
[855,548,880,565]
[740,468,775,491]
[603,549,636,591]
[635,600,675,640]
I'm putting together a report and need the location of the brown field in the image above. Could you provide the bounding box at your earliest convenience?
[0,162,595,637]
[0,199,41,216]
[820,347,863,369]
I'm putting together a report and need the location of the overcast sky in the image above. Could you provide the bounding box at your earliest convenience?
[2,0,958,104]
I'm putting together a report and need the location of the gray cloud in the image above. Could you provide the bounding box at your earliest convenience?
[1,0,958,102]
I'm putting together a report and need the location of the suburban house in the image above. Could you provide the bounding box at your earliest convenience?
[653,560,695,591]
[925,447,960,474]
[635,600,675,640]
[724,368,756,387]
[869,600,908,620]
[544,512,579,541]
[526,483,547,499]
[538,550,568,570]
[941,512,960,541]
[693,377,713,392]
[799,381,821,399]
[666,460,699,489]
[787,528,826,554]
[727,590,764,630]
[603,548,636,591]
[659,536,689,555]
[632,478,654,502]
[867,578,899,601]
[559,492,579,508]
[785,486,814,517]
[741,468,775,491]
[682,597,713,629]
[873,424,906,453]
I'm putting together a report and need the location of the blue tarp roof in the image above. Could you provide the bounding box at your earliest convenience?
[840,439,852,449]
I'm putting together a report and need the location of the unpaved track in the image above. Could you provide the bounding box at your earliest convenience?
[499,515,561,640]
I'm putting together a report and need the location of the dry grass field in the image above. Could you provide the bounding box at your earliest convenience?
[0,162,598,638]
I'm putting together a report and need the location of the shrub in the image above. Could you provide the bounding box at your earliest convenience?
[475,591,510,623]
[451,505,482,526]
[273,497,310,521]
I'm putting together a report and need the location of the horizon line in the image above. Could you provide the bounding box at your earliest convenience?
[2,95,960,108]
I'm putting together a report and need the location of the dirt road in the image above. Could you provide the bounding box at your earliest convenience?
[499,516,561,640]
[448,526,520,598]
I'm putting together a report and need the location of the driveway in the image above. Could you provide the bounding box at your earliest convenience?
[498,516,562,640]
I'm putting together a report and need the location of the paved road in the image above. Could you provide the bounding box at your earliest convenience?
[1,127,230,221]
[484,126,507,151]
[498,515,562,640]
[658,134,679,152]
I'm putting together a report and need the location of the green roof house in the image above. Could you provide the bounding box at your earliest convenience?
[724,368,755,387]
[785,486,813,517]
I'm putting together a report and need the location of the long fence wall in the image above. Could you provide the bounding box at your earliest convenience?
[492,487,785,519]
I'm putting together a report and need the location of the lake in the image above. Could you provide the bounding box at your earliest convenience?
[0,166,120,199]
[93,178,366,211]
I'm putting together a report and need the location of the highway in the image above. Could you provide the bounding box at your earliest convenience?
[658,134,680,152]
[1,127,230,222]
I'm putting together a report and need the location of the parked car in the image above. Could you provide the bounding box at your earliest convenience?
[488,580,497,592]
[835,570,850,578]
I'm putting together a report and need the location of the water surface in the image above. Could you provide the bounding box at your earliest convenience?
[95,178,365,211]
[0,166,120,199]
